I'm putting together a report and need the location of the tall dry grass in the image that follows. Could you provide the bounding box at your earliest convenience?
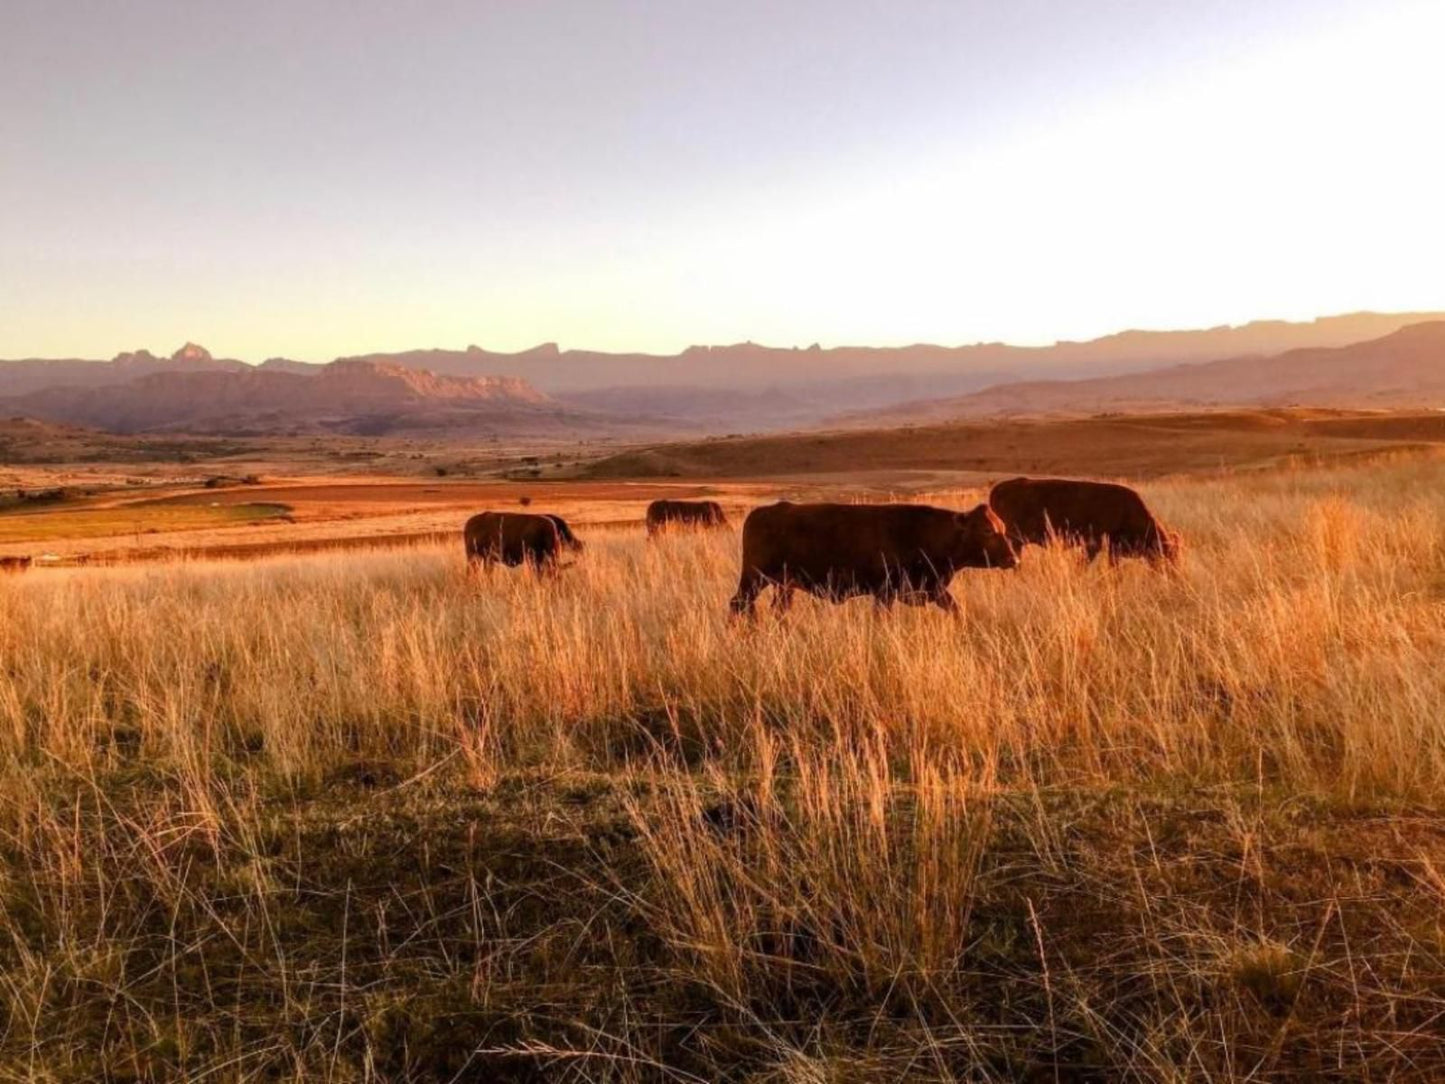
[5,453,1445,1079]
[5,455,1444,794]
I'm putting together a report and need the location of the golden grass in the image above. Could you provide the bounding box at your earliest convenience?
[4,453,1445,1079]
[0,501,289,544]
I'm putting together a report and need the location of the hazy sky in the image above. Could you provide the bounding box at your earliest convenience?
[3,0,1442,360]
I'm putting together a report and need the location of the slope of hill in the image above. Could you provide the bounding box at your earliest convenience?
[579,408,1445,482]
[847,321,1445,423]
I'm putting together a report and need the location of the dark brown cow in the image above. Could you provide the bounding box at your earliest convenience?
[730,501,1015,616]
[463,512,564,570]
[988,477,1179,564]
[543,514,584,552]
[646,499,728,537]
[0,556,32,574]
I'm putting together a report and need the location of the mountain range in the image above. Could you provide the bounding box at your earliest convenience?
[2,311,1442,436]
[0,348,565,436]
[844,320,1445,425]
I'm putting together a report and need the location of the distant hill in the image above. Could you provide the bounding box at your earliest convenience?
[845,321,1445,423]
[578,408,1445,483]
[5,312,1443,434]
[329,312,1445,426]
[0,359,571,436]
[0,343,249,398]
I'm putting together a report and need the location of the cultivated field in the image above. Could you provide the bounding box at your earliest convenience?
[4,452,1445,1080]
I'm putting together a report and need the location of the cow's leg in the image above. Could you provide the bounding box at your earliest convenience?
[467,543,496,575]
[930,586,960,615]
[771,581,795,615]
[730,569,765,618]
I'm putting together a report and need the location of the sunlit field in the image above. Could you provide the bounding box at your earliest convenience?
[5,454,1445,1081]
[0,501,290,544]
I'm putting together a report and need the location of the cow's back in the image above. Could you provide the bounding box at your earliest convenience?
[464,512,559,565]
[741,502,949,584]
[648,499,727,532]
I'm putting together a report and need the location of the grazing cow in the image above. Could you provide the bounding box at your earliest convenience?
[729,501,1015,617]
[646,499,728,536]
[463,512,564,570]
[0,556,31,574]
[543,514,584,552]
[988,477,1179,564]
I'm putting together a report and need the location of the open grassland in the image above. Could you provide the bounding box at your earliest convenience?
[5,454,1445,1080]
[0,478,763,564]
[8,408,1445,567]
[0,502,291,545]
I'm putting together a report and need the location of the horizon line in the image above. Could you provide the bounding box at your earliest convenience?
[5,307,1444,367]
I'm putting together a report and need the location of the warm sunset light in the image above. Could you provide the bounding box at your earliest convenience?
[10,5,1445,1080]
[3,0,1440,360]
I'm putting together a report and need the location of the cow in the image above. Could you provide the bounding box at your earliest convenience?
[463,512,566,570]
[988,477,1179,564]
[646,499,728,537]
[543,514,584,552]
[0,556,31,574]
[729,501,1016,617]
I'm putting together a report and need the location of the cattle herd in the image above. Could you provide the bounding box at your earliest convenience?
[463,478,1179,615]
[0,478,1176,605]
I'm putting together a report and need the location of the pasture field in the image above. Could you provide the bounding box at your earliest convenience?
[5,453,1445,1080]
[5,407,1445,568]
[0,501,291,545]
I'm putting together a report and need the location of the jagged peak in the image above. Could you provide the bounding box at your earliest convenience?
[170,342,213,363]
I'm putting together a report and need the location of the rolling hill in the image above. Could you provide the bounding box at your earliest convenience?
[845,321,1445,424]
[578,408,1445,483]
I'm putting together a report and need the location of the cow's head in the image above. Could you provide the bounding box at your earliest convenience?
[955,505,1018,569]
[1158,527,1182,564]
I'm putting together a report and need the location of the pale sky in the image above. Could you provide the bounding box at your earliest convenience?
[2,0,1442,361]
